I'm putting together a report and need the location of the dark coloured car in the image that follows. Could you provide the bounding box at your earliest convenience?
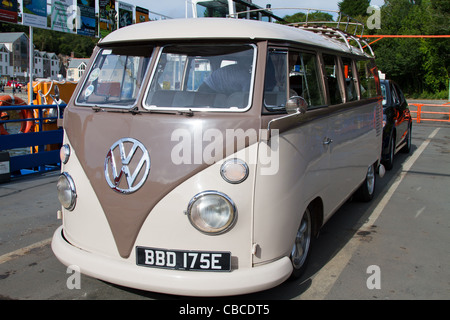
[380,79,412,170]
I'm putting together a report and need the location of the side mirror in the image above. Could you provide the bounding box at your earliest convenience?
[286,96,307,115]
[54,85,60,101]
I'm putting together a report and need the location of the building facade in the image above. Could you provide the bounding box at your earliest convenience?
[0,32,29,80]
[33,51,60,79]
[0,44,11,78]
[66,58,90,81]
[0,32,61,81]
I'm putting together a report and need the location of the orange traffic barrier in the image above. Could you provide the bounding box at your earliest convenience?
[409,102,450,123]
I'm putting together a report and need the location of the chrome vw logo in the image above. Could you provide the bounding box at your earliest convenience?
[105,138,150,194]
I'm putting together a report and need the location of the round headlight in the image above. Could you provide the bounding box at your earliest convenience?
[60,144,70,164]
[220,159,249,184]
[187,191,237,235]
[57,172,77,211]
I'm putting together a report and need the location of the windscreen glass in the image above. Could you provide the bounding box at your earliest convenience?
[144,44,256,111]
[76,46,152,108]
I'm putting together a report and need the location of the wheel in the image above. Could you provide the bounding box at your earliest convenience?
[289,208,313,279]
[383,134,395,170]
[401,125,412,153]
[355,164,376,202]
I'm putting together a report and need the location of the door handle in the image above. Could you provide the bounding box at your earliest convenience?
[323,137,333,145]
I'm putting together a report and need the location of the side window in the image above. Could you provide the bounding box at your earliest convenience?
[356,60,378,99]
[380,82,387,105]
[341,57,358,102]
[323,54,343,105]
[393,83,406,109]
[264,50,288,111]
[289,51,325,108]
[391,83,400,105]
[263,49,325,112]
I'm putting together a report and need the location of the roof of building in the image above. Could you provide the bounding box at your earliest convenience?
[68,58,90,69]
[0,44,9,52]
[0,32,28,44]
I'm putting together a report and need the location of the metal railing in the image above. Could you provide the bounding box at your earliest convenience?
[409,102,450,124]
[0,103,66,176]
[229,7,374,57]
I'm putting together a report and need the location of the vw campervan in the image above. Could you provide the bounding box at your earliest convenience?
[52,18,383,296]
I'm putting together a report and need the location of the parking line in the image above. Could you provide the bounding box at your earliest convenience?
[0,238,52,265]
[300,127,440,300]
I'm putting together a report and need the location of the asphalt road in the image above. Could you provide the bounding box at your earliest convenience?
[0,123,449,302]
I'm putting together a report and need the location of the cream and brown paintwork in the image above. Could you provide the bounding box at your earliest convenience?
[52,18,382,296]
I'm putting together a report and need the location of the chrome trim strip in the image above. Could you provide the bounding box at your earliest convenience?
[186,190,238,235]
[220,158,249,184]
[60,172,77,211]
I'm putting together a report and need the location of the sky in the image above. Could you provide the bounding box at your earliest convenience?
[130,0,386,19]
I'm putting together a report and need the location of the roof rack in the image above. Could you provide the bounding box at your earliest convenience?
[230,7,375,57]
[293,24,375,57]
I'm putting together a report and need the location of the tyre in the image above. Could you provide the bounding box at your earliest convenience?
[355,164,376,202]
[383,134,395,171]
[289,208,313,279]
[401,124,412,153]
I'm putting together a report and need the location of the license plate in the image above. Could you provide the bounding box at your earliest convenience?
[136,246,231,272]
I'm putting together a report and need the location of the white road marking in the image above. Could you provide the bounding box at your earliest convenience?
[0,238,52,265]
[300,128,440,299]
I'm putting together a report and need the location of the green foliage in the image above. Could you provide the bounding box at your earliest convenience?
[338,0,371,17]
[282,11,334,24]
[373,0,449,97]
[282,0,449,98]
[33,28,98,58]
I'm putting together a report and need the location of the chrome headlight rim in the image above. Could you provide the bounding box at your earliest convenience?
[220,158,249,184]
[187,191,237,235]
[57,172,77,211]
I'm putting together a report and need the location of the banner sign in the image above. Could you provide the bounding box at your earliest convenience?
[118,1,134,29]
[0,0,18,24]
[77,0,96,36]
[148,10,169,21]
[99,0,117,37]
[22,0,47,28]
[50,0,75,33]
[136,6,149,23]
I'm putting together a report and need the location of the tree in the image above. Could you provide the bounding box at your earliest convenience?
[338,0,371,17]
[33,28,98,58]
[373,0,449,97]
[282,11,334,24]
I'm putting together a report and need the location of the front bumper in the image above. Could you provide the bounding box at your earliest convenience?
[51,226,293,297]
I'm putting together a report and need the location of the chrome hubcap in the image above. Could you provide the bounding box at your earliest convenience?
[291,209,312,270]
